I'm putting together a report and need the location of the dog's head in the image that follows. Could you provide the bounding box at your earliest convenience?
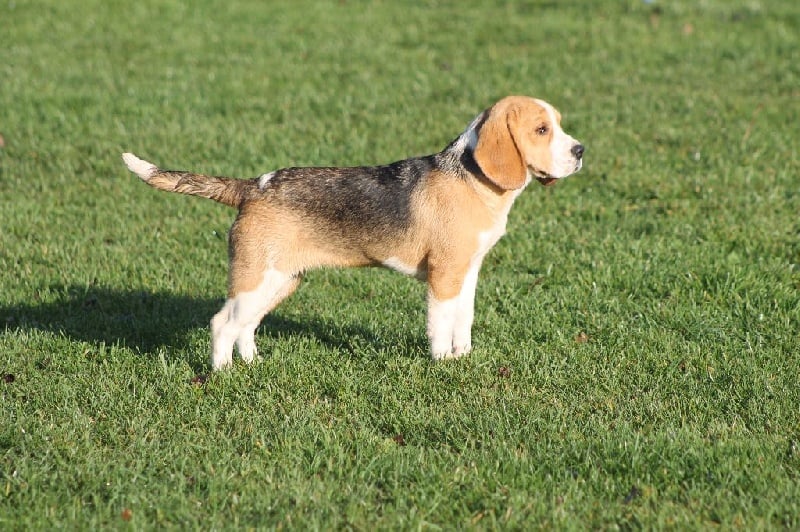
[473,96,584,190]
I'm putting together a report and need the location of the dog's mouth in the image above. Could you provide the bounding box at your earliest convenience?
[536,176,558,186]
[531,159,584,186]
[530,167,559,186]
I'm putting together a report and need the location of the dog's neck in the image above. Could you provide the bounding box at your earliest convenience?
[438,109,488,180]
[450,109,487,155]
[438,109,529,216]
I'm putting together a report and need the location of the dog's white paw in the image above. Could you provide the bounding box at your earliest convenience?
[431,348,470,361]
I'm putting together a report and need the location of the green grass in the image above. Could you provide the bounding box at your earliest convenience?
[2,0,799,528]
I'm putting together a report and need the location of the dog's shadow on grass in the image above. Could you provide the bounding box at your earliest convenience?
[1,285,424,371]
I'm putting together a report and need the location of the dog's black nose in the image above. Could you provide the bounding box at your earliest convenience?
[571,144,585,160]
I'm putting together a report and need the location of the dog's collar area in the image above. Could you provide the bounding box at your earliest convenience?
[458,145,484,179]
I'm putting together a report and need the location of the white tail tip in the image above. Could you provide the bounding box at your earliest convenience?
[122,152,158,180]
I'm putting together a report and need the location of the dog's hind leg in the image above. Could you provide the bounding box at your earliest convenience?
[210,269,301,370]
[234,273,301,364]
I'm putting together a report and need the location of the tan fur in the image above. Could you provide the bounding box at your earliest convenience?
[227,171,508,301]
[474,96,556,189]
[147,171,252,208]
[417,174,505,299]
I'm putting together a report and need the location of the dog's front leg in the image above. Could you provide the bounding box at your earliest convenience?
[426,265,473,360]
[427,293,459,359]
[451,259,483,356]
[426,256,484,359]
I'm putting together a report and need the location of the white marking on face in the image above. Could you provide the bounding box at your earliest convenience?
[258,171,276,189]
[383,257,426,280]
[534,99,583,179]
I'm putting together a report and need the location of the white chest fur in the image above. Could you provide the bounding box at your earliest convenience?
[475,180,527,259]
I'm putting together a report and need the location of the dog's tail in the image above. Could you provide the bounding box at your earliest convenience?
[122,153,253,208]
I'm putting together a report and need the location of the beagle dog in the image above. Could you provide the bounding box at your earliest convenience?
[123,96,584,370]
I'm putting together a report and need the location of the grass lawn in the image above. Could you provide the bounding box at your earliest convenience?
[2,0,799,528]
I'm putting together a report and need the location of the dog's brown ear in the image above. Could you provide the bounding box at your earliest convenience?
[473,103,528,190]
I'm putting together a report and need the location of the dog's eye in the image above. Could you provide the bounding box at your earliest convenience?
[536,125,549,135]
